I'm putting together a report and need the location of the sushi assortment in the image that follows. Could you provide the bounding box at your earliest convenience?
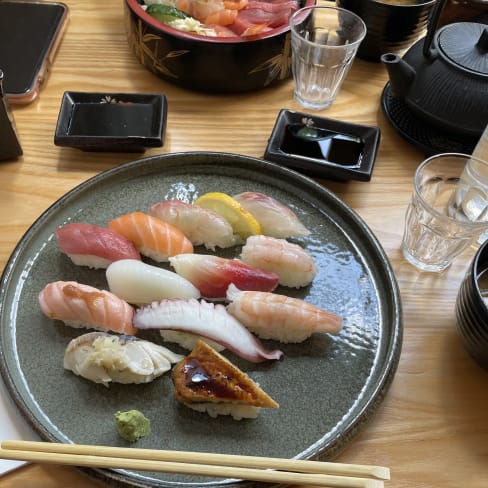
[38,190,342,420]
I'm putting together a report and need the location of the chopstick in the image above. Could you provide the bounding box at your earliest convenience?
[1,440,389,488]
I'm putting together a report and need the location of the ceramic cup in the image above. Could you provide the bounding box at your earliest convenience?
[402,153,488,272]
[336,0,435,62]
[455,238,488,370]
[289,6,366,110]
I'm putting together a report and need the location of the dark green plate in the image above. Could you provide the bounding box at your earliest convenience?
[0,152,402,487]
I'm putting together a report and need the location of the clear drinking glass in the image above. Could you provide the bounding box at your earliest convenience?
[289,6,366,110]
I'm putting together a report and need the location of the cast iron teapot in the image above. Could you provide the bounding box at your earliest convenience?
[381,0,488,139]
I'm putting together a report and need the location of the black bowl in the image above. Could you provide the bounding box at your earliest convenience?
[336,0,435,62]
[124,0,315,92]
[455,238,488,371]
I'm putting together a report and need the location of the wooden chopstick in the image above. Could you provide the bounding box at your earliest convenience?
[1,440,389,488]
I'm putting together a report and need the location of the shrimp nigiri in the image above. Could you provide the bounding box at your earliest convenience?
[226,284,342,343]
[169,253,279,299]
[108,211,193,262]
[56,222,141,269]
[233,192,310,238]
[240,235,317,288]
[148,200,237,250]
[39,281,137,335]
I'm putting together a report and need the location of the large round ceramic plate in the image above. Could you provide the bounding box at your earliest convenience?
[0,152,402,487]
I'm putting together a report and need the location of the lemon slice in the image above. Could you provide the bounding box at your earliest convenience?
[195,192,262,239]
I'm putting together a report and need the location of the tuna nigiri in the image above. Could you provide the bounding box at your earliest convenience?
[226,284,342,343]
[133,298,284,362]
[240,235,317,288]
[56,223,141,269]
[108,211,193,263]
[39,281,137,335]
[106,259,200,305]
[148,200,237,250]
[169,253,279,299]
[233,192,310,238]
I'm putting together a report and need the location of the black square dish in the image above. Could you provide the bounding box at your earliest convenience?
[265,109,381,181]
[54,91,167,152]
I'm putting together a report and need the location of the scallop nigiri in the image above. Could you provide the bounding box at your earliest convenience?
[233,192,310,238]
[108,211,193,262]
[64,332,184,387]
[226,284,342,343]
[133,298,284,362]
[38,281,137,335]
[106,259,200,305]
[169,253,279,299]
[148,200,237,250]
[240,235,317,288]
[56,223,141,269]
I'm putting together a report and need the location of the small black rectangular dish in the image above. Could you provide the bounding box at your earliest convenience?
[265,109,381,181]
[54,91,167,152]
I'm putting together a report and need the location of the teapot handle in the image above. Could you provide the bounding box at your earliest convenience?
[422,0,448,59]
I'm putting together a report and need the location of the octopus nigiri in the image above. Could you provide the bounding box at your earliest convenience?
[64,332,183,387]
[148,200,237,250]
[240,235,317,288]
[39,281,137,335]
[56,223,141,269]
[133,298,284,362]
[226,284,342,343]
[233,192,310,238]
[169,253,279,299]
[108,211,193,262]
[106,259,200,305]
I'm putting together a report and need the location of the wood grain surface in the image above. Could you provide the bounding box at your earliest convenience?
[1,1,487,487]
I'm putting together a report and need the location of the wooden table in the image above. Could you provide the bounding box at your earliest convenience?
[1,1,487,487]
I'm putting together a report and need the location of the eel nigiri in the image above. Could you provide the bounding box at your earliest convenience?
[149,200,238,250]
[233,192,310,239]
[56,222,141,269]
[106,259,200,305]
[133,298,284,362]
[64,332,184,387]
[172,340,279,420]
[226,284,342,343]
[240,235,317,288]
[169,253,279,299]
[39,281,137,335]
[108,211,193,262]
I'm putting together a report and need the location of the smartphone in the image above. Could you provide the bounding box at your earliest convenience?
[0,1,69,104]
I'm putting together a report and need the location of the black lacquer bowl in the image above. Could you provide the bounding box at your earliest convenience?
[456,239,488,371]
[124,0,314,93]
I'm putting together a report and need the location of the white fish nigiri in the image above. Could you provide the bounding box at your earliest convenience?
[149,200,238,250]
[38,281,137,335]
[133,298,284,362]
[64,332,184,387]
[106,259,200,305]
[233,192,310,238]
[226,284,342,343]
[240,235,317,288]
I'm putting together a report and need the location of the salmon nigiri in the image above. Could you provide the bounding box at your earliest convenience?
[108,211,193,262]
[226,284,342,343]
[39,281,137,335]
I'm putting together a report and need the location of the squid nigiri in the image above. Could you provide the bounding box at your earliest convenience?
[168,254,279,299]
[148,200,237,250]
[56,223,141,269]
[240,235,317,288]
[133,298,284,362]
[108,211,193,262]
[106,259,200,305]
[64,332,184,387]
[233,192,310,238]
[39,281,137,335]
[226,284,342,343]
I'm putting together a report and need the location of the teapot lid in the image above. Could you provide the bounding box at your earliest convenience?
[437,22,488,76]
